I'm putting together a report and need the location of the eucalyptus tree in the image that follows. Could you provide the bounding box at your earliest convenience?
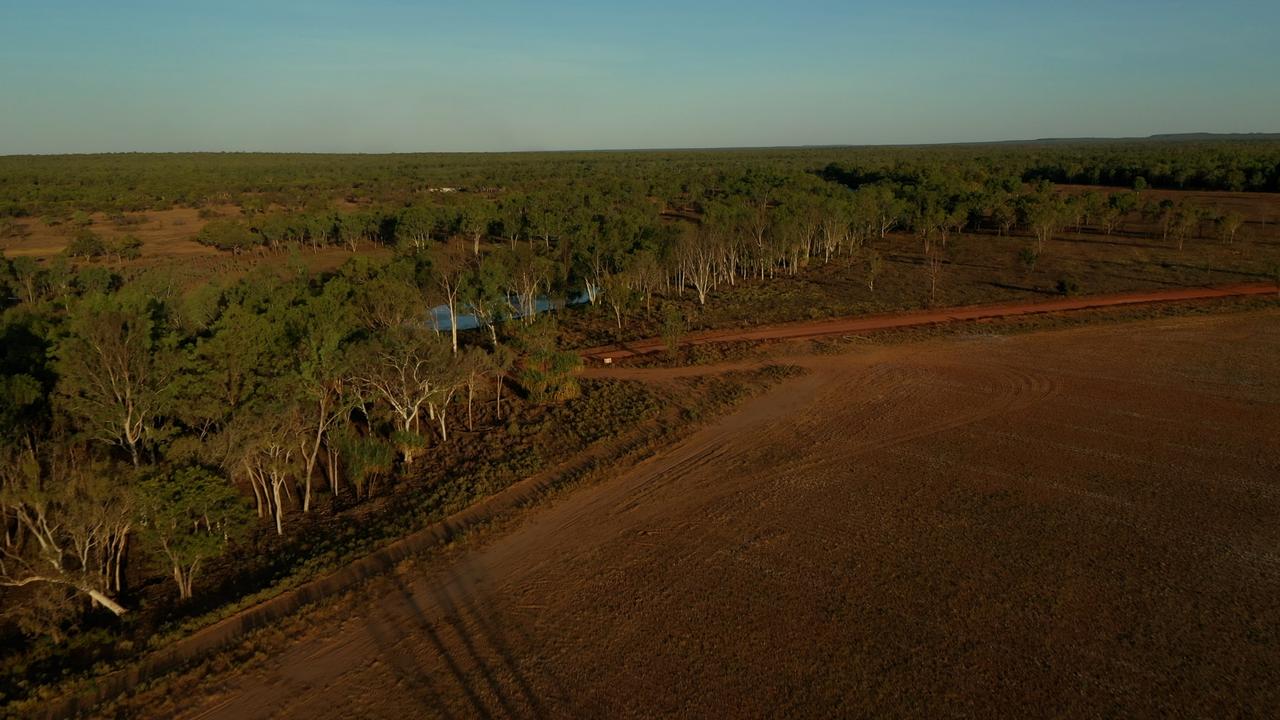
[459,346,492,432]
[331,427,394,499]
[364,276,426,334]
[55,291,177,466]
[488,343,515,421]
[302,211,335,251]
[1021,186,1066,252]
[395,204,440,251]
[679,225,720,305]
[136,465,252,600]
[457,197,495,256]
[498,243,557,322]
[1216,211,1244,244]
[0,436,133,619]
[195,219,260,254]
[288,276,359,511]
[818,196,850,263]
[169,280,291,449]
[601,270,640,332]
[428,241,472,353]
[1170,205,1200,250]
[232,399,303,536]
[355,325,453,463]
[6,256,44,305]
[461,252,512,346]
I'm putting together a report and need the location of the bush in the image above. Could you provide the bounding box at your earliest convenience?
[1056,275,1080,296]
[66,229,106,259]
[195,220,260,254]
[110,235,143,260]
[1017,246,1039,275]
[661,305,685,354]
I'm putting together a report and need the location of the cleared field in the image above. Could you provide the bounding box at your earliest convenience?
[131,310,1280,718]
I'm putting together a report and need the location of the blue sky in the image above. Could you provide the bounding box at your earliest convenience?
[1,1,1277,153]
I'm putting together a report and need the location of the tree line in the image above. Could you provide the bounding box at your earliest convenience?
[185,166,1264,314]
[2,140,1277,220]
[0,245,589,636]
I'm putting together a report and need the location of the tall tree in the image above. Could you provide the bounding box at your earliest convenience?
[355,326,453,463]
[0,438,132,620]
[428,241,472,353]
[56,292,175,466]
[290,278,358,512]
[137,465,251,600]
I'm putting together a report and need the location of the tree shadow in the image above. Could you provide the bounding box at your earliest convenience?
[364,561,563,719]
[1054,234,1168,250]
[985,281,1059,296]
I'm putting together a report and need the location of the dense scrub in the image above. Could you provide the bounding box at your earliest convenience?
[1,140,1278,219]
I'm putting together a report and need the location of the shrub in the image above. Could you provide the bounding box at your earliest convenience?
[1017,246,1039,276]
[195,220,260,254]
[66,229,106,259]
[661,305,685,355]
[110,235,143,260]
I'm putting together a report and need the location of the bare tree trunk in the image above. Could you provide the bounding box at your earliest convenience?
[327,446,340,495]
[496,376,504,420]
[272,478,285,536]
[86,587,127,616]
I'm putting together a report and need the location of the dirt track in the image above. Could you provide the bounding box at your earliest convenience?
[152,307,1280,719]
[580,282,1278,361]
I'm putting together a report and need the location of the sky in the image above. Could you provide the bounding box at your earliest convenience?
[1,0,1278,154]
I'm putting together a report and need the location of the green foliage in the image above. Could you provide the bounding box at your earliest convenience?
[72,266,119,295]
[661,305,685,355]
[66,229,106,260]
[195,219,259,253]
[513,320,582,403]
[338,431,396,498]
[109,234,143,260]
[137,466,254,599]
[55,290,176,465]
[1018,246,1040,275]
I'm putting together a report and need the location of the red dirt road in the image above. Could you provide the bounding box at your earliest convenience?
[580,282,1278,361]
[157,308,1280,719]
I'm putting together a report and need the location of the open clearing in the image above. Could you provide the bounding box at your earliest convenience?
[136,309,1280,718]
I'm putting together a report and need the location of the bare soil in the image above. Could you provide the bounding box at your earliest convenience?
[2,207,232,259]
[130,308,1280,719]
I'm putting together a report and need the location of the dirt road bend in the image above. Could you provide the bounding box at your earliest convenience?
[170,309,1280,719]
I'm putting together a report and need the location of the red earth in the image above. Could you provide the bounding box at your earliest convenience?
[110,306,1280,719]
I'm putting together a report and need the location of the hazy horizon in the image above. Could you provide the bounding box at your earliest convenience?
[6,132,1280,160]
[3,1,1278,155]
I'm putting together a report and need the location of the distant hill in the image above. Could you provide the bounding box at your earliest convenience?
[1144,132,1280,141]
[998,132,1280,146]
